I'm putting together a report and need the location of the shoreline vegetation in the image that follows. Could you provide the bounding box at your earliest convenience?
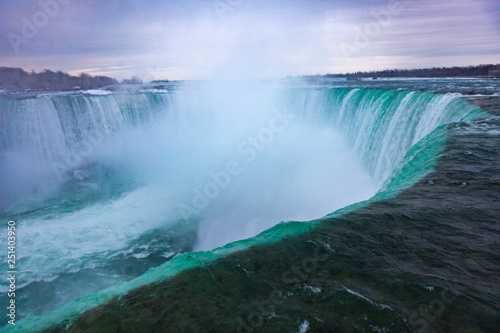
[303,63,500,80]
[1,64,499,93]
[0,67,143,92]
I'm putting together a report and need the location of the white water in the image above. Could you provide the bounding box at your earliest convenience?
[0,81,482,322]
[0,82,379,302]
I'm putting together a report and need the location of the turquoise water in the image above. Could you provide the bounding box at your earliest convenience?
[0,79,491,331]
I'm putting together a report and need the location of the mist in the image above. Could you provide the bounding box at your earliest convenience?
[88,81,378,250]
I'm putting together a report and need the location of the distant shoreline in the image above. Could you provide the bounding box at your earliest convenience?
[1,64,499,93]
[299,64,500,80]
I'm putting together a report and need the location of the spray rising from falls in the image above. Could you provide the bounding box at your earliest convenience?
[0,92,172,204]
[0,82,484,322]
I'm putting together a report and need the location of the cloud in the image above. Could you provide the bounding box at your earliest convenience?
[0,0,498,79]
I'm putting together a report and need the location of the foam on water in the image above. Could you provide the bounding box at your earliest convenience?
[0,80,488,330]
[3,185,179,292]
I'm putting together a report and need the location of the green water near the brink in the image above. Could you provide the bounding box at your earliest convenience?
[0,78,494,332]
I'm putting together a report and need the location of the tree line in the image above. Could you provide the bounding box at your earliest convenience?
[316,64,500,79]
[0,67,144,91]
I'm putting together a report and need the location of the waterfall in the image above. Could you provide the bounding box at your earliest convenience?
[1,83,487,332]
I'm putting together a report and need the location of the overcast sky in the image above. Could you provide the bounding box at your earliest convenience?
[0,0,499,80]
